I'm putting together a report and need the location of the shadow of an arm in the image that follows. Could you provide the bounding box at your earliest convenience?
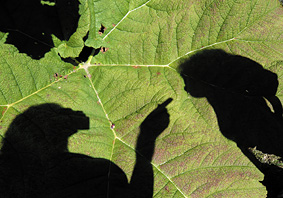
[130,98,172,197]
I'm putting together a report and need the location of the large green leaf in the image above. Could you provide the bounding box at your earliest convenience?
[2,0,283,197]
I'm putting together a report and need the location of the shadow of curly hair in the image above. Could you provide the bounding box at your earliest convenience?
[179,49,279,98]
[1,103,89,161]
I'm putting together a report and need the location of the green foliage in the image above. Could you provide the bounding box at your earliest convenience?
[1,0,283,197]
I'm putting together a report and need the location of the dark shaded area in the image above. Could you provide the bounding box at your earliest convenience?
[0,99,171,197]
[98,24,106,35]
[179,49,283,197]
[77,45,99,63]
[0,0,80,59]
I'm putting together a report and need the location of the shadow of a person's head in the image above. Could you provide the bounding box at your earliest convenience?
[0,100,171,197]
[179,49,278,98]
[179,49,283,197]
[179,49,283,149]
[1,103,89,161]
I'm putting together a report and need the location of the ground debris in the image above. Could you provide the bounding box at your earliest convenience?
[249,147,283,168]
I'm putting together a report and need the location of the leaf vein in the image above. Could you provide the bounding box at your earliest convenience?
[103,0,152,40]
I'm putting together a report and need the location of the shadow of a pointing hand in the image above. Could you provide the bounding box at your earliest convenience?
[0,99,172,198]
[130,98,172,197]
[139,98,172,148]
